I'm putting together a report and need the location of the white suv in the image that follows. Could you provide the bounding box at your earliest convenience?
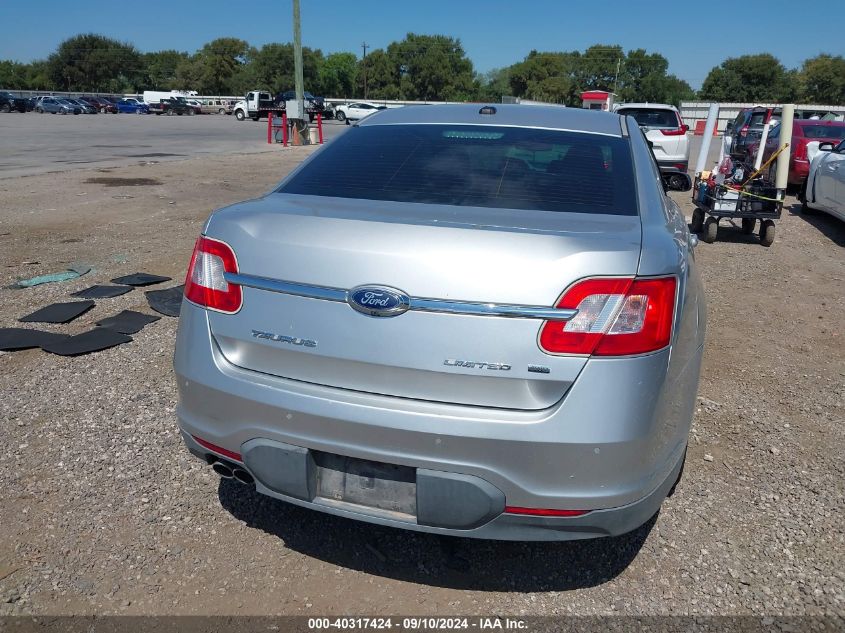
[615,103,690,184]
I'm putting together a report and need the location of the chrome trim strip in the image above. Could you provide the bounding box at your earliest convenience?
[225,272,347,302]
[225,272,577,321]
[409,298,576,321]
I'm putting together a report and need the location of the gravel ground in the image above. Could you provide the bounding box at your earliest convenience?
[0,149,842,619]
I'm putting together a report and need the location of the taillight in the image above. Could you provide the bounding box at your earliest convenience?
[183,236,242,313]
[539,276,677,356]
[794,141,807,161]
[740,125,749,137]
[660,114,688,136]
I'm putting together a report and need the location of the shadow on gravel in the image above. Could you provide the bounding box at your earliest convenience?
[688,220,764,246]
[217,479,654,592]
[785,203,845,247]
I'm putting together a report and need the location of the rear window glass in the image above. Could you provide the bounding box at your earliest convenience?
[278,125,637,216]
[617,108,679,129]
[801,125,845,140]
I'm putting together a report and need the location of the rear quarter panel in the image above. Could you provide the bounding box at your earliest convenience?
[628,123,706,466]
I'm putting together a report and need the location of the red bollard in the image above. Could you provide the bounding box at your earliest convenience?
[317,112,323,144]
[267,111,273,144]
[282,112,288,147]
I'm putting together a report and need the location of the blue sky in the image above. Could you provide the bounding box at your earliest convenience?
[1,0,843,89]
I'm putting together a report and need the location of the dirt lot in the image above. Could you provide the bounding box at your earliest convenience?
[0,147,843,619]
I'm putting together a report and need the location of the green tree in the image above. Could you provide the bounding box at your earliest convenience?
[476,67,511,102]
[797,54,845,105]
[229,42,323,96]
[576,44,624,92]
[319,52,358,97]
[197,37,251,94]
[358,48,400,99]
[142,50,189,90]
[508,51,581,104]
[700,54,796,102]
[46,34,142,91]
[360,34,476,101]
[0,61,29,89]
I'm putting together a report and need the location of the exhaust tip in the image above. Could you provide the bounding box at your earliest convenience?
[212,461,234,479]
[232,468,255,485]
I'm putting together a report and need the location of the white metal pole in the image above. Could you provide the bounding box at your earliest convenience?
[774,104,795,191]
[694,103,719,175]
[754,122,771,171]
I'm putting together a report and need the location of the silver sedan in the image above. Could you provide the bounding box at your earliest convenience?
[174,104,706,541]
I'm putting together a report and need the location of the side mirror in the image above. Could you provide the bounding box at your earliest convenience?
[681,124,689,134]
[818,142,834,152]
[661,169,692,192]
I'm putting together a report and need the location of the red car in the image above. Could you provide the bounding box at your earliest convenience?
[747,119,845,185]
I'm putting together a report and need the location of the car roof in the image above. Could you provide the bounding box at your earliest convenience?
[616,103,678,112]
[357,103,624,136]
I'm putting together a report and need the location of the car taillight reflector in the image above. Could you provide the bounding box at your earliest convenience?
[504,506,591,517]
[183,236,242,313]
[192,435,243,462]
[539,276,677,356]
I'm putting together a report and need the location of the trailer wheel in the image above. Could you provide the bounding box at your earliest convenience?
[234,109,245,121]
[741,218,756,234]
[691,208,704,233]
[760,220,776,247]
[702,217,718,243]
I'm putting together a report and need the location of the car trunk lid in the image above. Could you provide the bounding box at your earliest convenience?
[204,194,642,410]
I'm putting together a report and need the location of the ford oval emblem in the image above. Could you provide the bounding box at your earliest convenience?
[348,285,410,317]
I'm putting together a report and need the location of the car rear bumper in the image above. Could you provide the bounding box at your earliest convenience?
[174,303,699,540]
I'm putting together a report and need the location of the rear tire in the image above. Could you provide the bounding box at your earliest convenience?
[741,218,756,234]
[690,208,704,233]
[1,103,10,113]
[336,110,346,122]
[702,217,718,243]
[760,220,776,247]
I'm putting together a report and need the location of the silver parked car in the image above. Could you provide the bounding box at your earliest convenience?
[174,104,706,541]
[34,96,80,115]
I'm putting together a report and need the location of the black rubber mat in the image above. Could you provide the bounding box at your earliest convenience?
[96,310,160,334]
[0,328,70,351]
[145,284,184,317]
[40,329,132,356]
[111,273,172,287]
[19,300,95,324]
[71,284,132,299]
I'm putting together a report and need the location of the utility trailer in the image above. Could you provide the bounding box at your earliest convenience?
[232,91,286,121]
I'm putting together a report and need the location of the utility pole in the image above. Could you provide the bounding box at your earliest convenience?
[292,0,306,142]
[612,57,621,96]
[361,42,369,99]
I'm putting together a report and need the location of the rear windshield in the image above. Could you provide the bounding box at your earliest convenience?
[801,125,845,140]
[278,124,637,215]
[616,108,679,129]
